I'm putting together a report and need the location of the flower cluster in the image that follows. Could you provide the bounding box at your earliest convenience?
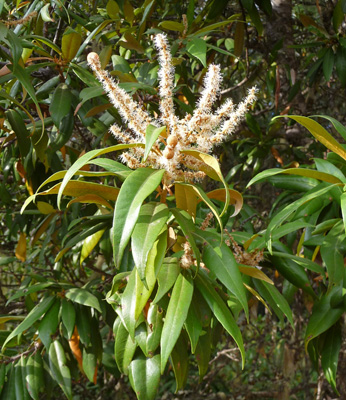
[87,34,257,187]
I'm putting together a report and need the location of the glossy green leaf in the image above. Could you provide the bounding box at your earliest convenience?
[61,298,76,339]
[170,208,200,271]
[49,341,72,400]
[161,273,194,373]
[265,183,337,252]
[26,353,44,400]
[49,83,73,128]
[313,115,346,142]
[305,287,343,351]
[2,296,55,350]
[57,143,143,209]
[186,38,207,67]
[247,167,343,187]
[143,125,166,162]
[194,229,249,320]
[121,231,166,337]
[321,323,341,395]
[114,319,137,374]
[89,158,133,180]
[132,202,169,285]
[254,280,293,327]
[82,347,97,383]
[153,257,180,304]
[321,223,345,288]
[65,288,102,313]
[170,334,189,392]
[146,303,164,355]
[1,364,15,400]
[274,115,346,161]
[128,354,161,400]
[113,168,165,267]
[61,28,82,62]
[195,272,245,368]
[323,48,334,81]
[80,228,106,265]
[38,298,60,348]
[269,252,324,275]
[15,358,30,400]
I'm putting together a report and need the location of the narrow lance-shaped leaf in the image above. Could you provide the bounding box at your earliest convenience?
[195,272,245,368]
[194,229,249,321]
[321,323,341,396]
[113,168,165,267]
[57,143,143,209]
[143,125,166,161]
[49,341,72,400]
[161,273,194,373]
[131,202,169,286]
[2,296,55,350]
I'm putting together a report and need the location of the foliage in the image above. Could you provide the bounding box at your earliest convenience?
[1,0,346,399]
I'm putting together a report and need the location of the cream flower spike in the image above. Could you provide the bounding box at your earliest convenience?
[87,34,257,187]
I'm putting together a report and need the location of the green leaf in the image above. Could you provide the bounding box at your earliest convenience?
[184,298,203,354]
[253,280,294,328]
[49,341,72,400]
[38,298,60,349]
[269,252,324,275]
[57,143,143,209]
[161,273,194,373]
[247,167,343,187]
[273,115,346,161]
[49,83,73,128]
[146,303,164,355]
[89,158,132,180]
[6,109,31,158]
[106,0,119,18]
[336,45,346,86]
[195,272,245,368]
[114,319,137,374]
[26,353,44,400]
[6,282,56,304]
[132,202,169,285]
[121,231,166,337]
[170,208,200,272]
[323,48,334,81]
[80,228,106,265]
[0,363,6,395]
[158,21,185,32]
[143,125,166,162]
[128,354,161,400]
[321,323,341,395]
[2,296,55,350]
[82,347,97,383]
[305,287,343,352]
[65,288,102,313]
[265,183,337,253]
[170,334,189,392]
[195,326,212,380]
[15,358,30,400]
[153,257,180,304]
[61,28,82,62]
[312,115,346,142]
[321,223,345,288]
[61,299,76,339]
[113,168,165,267]
[1,364,15,400]
[194,229,249,320]
[186,38,207,67]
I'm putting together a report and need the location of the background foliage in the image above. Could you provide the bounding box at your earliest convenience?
[1,0,346,399]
